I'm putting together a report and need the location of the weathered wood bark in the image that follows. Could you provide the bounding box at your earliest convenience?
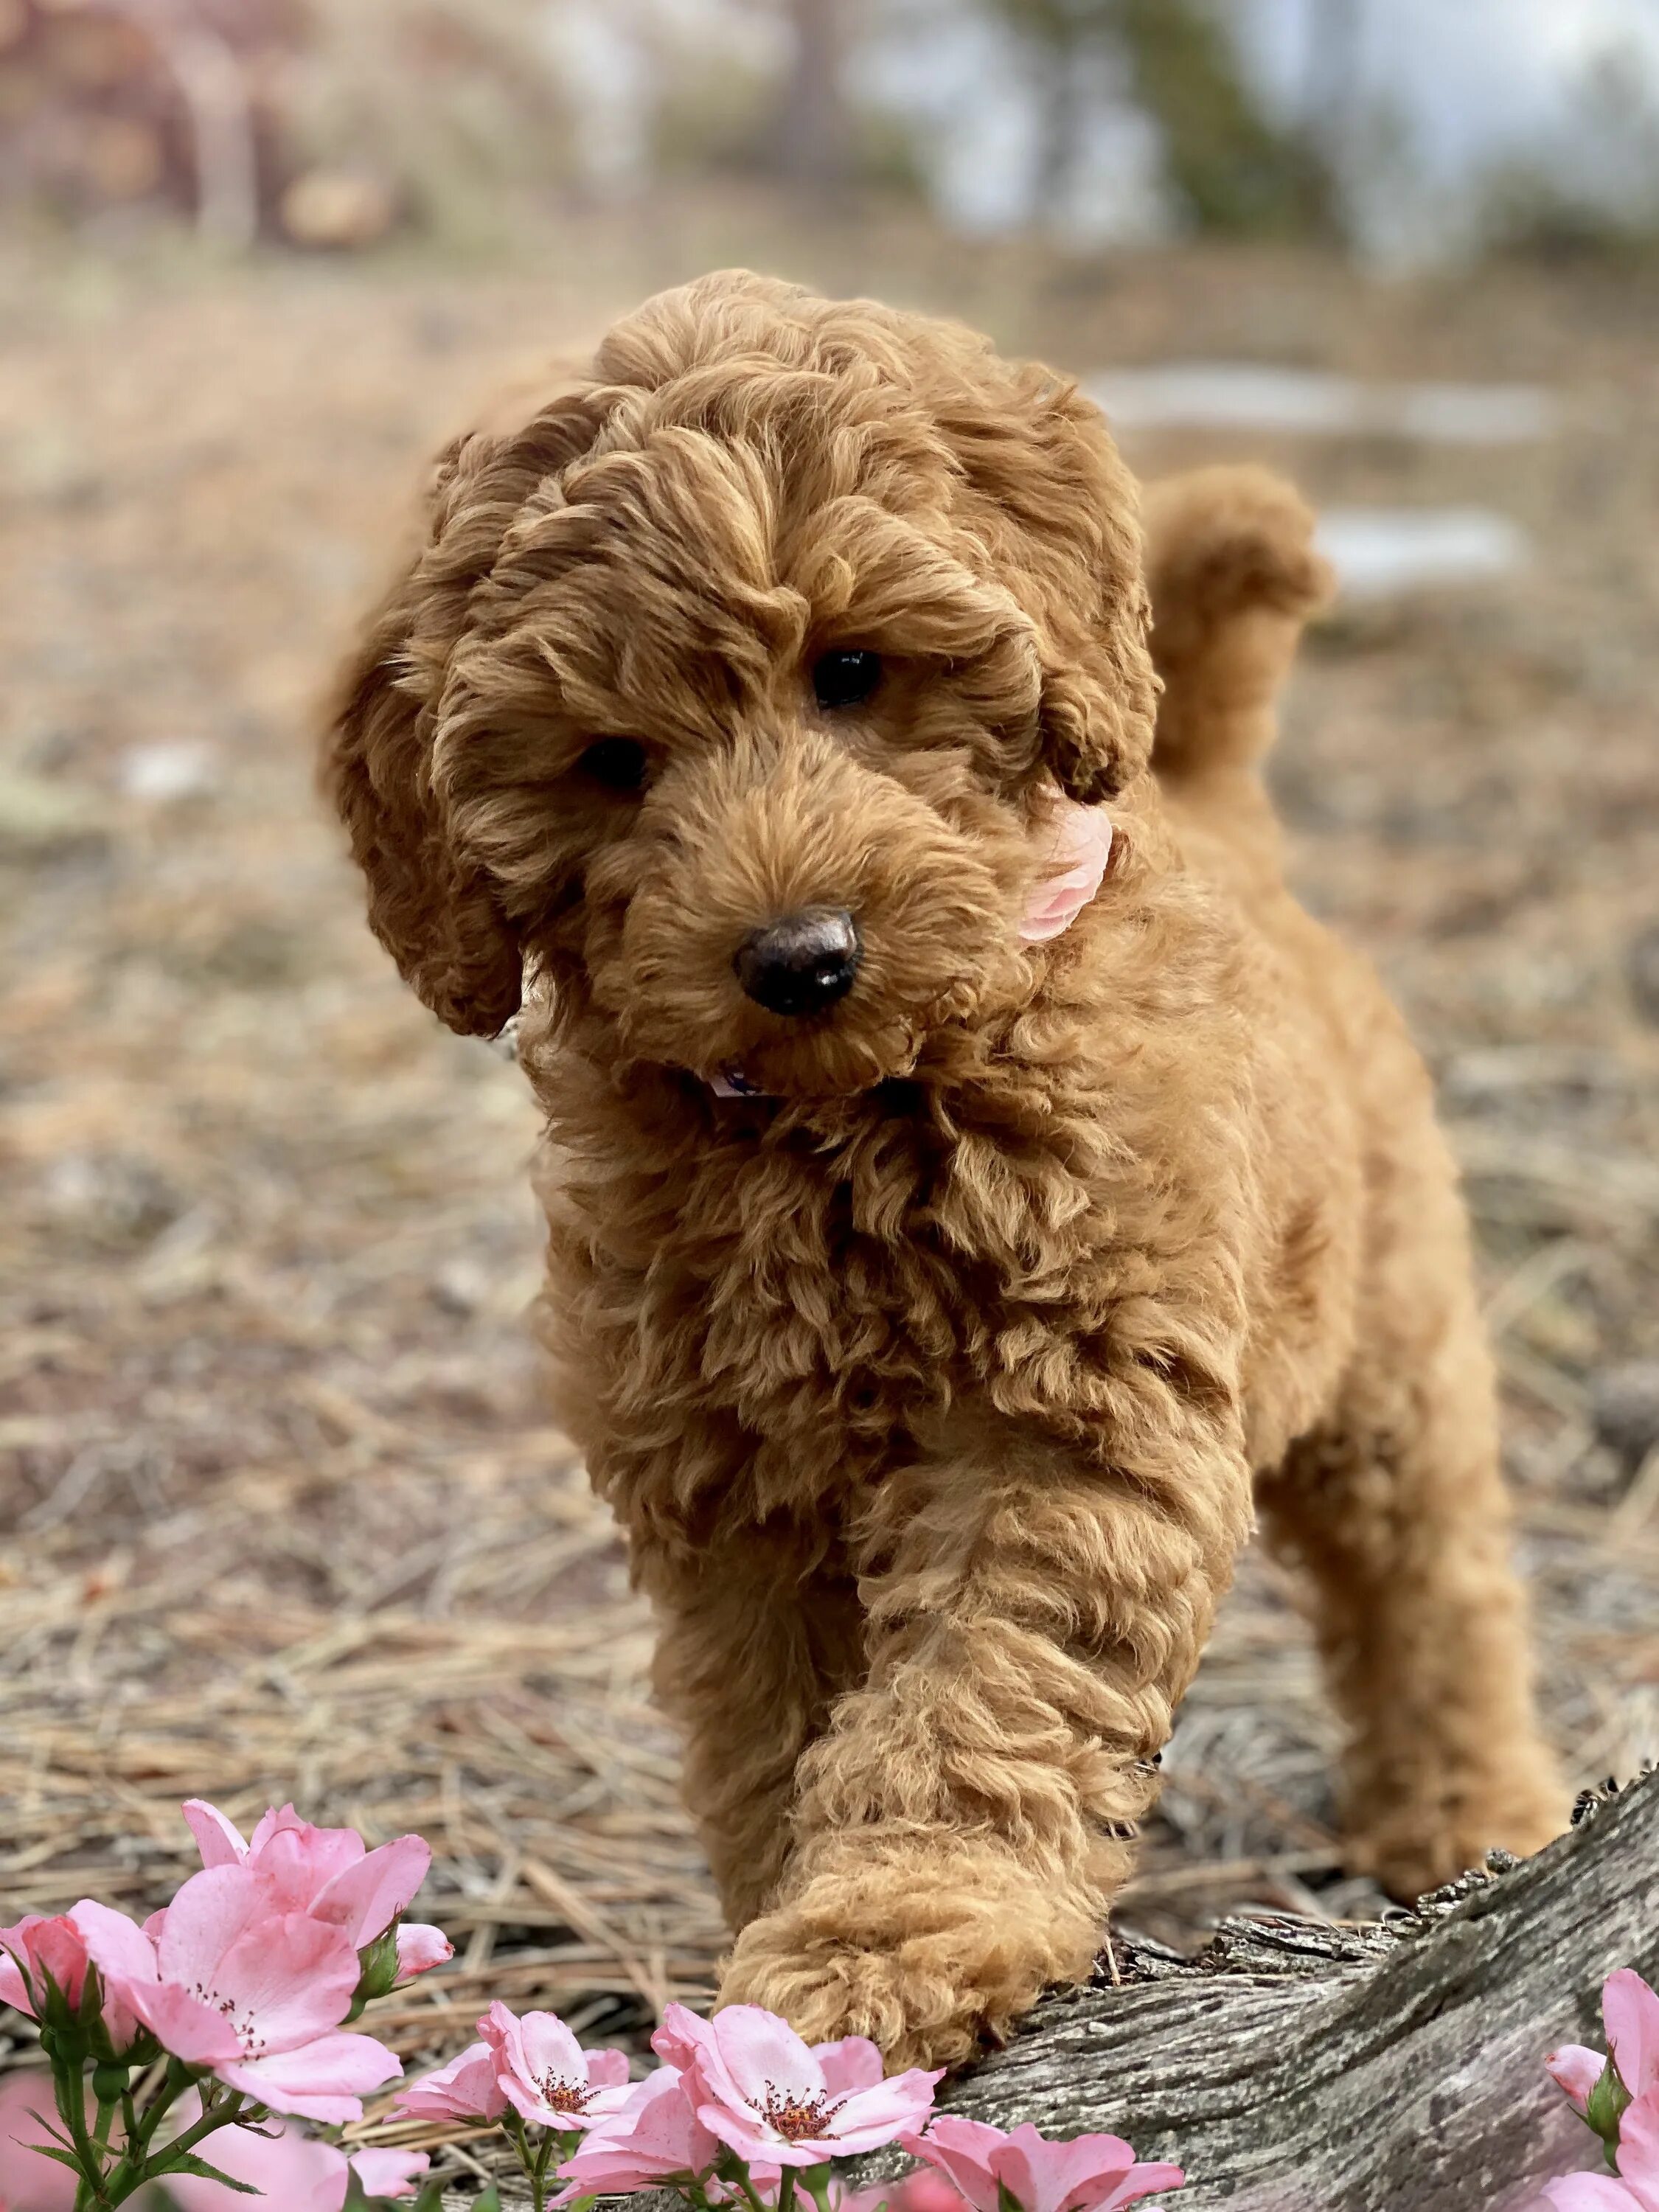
[843,1773,1659,2212]
[562,1775,1657,2212]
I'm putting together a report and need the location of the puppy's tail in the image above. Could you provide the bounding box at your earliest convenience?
[1143,465,1333,787]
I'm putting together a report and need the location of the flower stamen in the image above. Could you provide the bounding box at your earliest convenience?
[761,2084,841,2142]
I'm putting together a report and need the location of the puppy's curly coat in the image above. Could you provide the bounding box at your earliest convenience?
[324,271,1565,2067]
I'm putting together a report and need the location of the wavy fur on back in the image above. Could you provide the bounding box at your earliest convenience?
[324,272,1565,2067]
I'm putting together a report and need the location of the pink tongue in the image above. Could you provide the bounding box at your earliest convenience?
[1020,799,1114,943]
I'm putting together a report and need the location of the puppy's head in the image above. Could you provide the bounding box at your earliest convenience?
[324,271,1155,1099]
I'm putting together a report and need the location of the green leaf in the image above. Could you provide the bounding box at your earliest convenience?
[18,2140,85,2174]
[149,2148,264,2194]
[470,2187,504,2211]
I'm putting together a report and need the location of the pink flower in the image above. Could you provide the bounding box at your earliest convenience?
[0,1912,142,2052]
[181,1802,438,1958]
[553,2066,720,2202]
[654,2003,942,2168]
[0,2071,75,2212]
[394,2039,509,2124]
[1551,1973,1659,2119]
[902,2115,1183,2212]
[1020,799,1115,945]
[77,1868,400,2122]
[477,2003,632,2131]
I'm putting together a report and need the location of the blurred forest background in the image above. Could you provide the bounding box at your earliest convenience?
[3,2,1659,2193]
[7,0,1659,258]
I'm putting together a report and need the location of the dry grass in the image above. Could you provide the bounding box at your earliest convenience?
[2,212,1657,2194]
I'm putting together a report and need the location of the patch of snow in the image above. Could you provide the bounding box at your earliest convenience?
[119,742,219,803]
[1085,364,1556,445]
[1314,507,1531,598]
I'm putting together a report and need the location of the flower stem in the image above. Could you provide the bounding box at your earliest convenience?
[58,2054,111,2210]
[801,2166,835,2212]
[776,2168,799,2212]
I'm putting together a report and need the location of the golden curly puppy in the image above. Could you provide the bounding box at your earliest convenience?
[324,271,1565,2067]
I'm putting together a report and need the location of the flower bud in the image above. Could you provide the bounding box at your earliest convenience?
[93,2061,129,2104]
[1585,2056,1632,2147]
[355,1925,403,2005]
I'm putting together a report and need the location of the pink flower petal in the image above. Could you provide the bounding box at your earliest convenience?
[818,2070,944,2156]
[1619,2093,1659,2204]
[309,1835,431,1950]
[349,2147,432,2200]
[900,2116,1008,2212]
[652,2003,714,2076]
[1548,2045,1610,2115]
[70,1902,169,2054]
[248,1812,365,1905]
[814,2037,886,2096]
[394,1923,453,1984]
[132,1981,248,2067]
[182,1802,251,1871]
[0,1948,29,2016]
[394,2042,507,2124]
[1536,2180,1644,2211]
[1608,1974,1659,2104]
[71,1902,158,1989]
[218,2028,402,2123]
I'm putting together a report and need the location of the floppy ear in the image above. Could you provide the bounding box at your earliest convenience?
[321,395,603,1037]
[936,358,1158,803]
[1037,625,1155,806]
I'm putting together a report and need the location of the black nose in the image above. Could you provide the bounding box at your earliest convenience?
[734,909,862,1016]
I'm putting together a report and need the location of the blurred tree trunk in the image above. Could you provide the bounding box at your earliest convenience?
[1036,52,1085,220]
[776,0,852,192]
[1304,0,1365,168]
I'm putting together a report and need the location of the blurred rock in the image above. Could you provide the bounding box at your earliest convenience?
[1625,923,1659,1027]
[119,742,219,804]
[44,1153,184,1249]
[1590,1363,1659,1472]
[279,169,398,251]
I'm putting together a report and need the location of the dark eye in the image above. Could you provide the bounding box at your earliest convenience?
[577,737,648,793]
[812,648,883,711]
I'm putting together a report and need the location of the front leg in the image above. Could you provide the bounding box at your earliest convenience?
[719,1409,1252,2067]
[636,1526,866,1930]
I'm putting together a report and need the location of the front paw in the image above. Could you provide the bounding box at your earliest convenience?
[717,1839,1098,2070]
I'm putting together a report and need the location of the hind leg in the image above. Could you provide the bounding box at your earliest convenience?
[1259,1196,1566,1899]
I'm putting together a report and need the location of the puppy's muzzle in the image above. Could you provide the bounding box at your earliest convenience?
[734,908,862,1017]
